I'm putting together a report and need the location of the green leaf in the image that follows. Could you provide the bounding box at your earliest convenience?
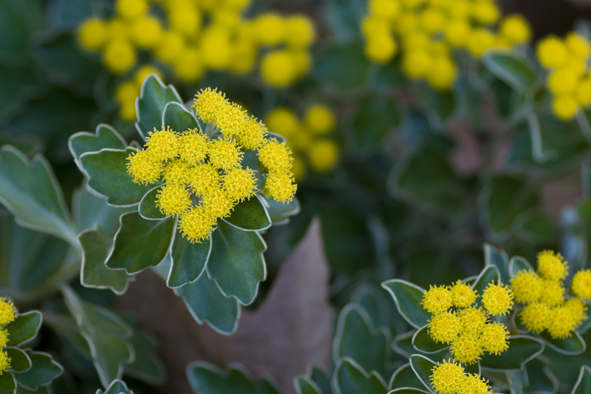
[393,331,415,358]
[415,83,456,125]
[175,271,240,335]
[313,42,371,92]
[484,244,510,285]
[412,325,448,354]
[483,51,537,92]
[350,96,400,148]
[13,351,63,390]
[261,195,300,225]
[389,364,427,392]
[5,347,31,372]
[168,227,211,288]
[5,311,42,347]
[162,102,199,132]
[69,124,126,165]
[472,265,500,306]
[80,228,130,295]
[309,367,331,394]
[97,379,134,394]
[480,335,544,371]
[0,146,76,244]
[186,362,280,394]
[508,256,534,278]
[388,390,430,394]
[207,220,266,306]
[334,358,388,394]
[539,330,586,355]
[138,186,166,220]
[381,280,430,329]
[79,148,155,207]
[106,212,174,274]
[409,354,436,393]
[73,184,131,236]
[294,377,323,394]
[513,209,557,242]
[136,75,182,140]
[62,286,133,387]
[0,371,16,394]
[333,304,391,377]
[481,175,538,235]
[124,331,165,385]
[223,197,271,231]
[572,366,591,394]
[352,284,392,331]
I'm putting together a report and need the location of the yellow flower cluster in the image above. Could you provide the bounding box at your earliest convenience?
[115,65,164,121]
[265,105,339,180]
[0,298,16,375]
[536,33,591,121]
[77,0,315,86]
[126,88,296,243]
[423,280,511,364]
[511,250,589,339]
[361,0,531,90]
[431,360,491,394]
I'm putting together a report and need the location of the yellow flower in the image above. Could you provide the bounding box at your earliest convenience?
[107,19,129,41]
[369,0,400,20]
[466,29,496,57]
[223,168,257,203]
[193,88,229,124]
[115,81,139,106]
[427,56,457,90]
[172,47,204,82]
[361,15,391,38]
[520,302,550,333]
[78,18,108,50]
[154,31,186,64]
[103,40,137,74]
[459,307,487,336]
[451,334,483,364]
[168,5,201,37]
[177,129,209,165]
[208,138,243,170]
[481,283,513,316]
[229,40,257,74]
[445,19,471,47]
[537,250,568,282]
[215,103,246,138]
[0,299,15,327]
[457,374,490,394]
[565,298,588,329]
[430,360,465,394]
[471,1,500,25]
[304,105,335,135]
[450,280,477,308]
[572,269,591,299]
[537,36,569,68]
[266,108,300,138]
[261,50,299,87]
[163,159,191,186]
[0,351,10,375]
[291,50,313,77]
[547,67,580,95]
[499,14,531,44]
[552,95,579,121]
[146,127,180,161]
[480,322,509,355]
[419,8,445,34]
[234,116,267,151]
[538,279,565,307]
[258,138,293,173]
[365,32,397,64]
[189,164,220,196]
[130,16,163,49]
[202,189,234,218]
[429,311,461,344]
[422,285,452,315]
[200,27,232,70]
[120,103,136,122]
[116,0,148,19]
[576,78,591,107]
[510,270,542,304]
[307,140,339,173]
[284,15,316,48]
[254,13,285,45]
[156,184,192,216]
[126,150,162,184]
[134,65,162,86]
[262,172,297,204]
[178,206,216,243]
[402,50,432,79]
[565,32,591,60]
[547,305,577,339]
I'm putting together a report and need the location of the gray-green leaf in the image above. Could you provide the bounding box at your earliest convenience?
[223,197,271,231]
[168,226,211,288]
[69,124,126,166]
[334,358,388,394]
[480,335,544,371]
[381,280,430,329]
[186,362,280,394]
[572,366,591,394]
[483,51,537,93]
[5,347,31,373]
[13,351,63,390]
[136,74,182,140]
[5,311,42,347]
[162,101,199,132]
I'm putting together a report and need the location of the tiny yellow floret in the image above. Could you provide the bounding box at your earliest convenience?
[429,311,461,344]
[304,105,335,135]
[178,129,209,165]
[116,0,148,19]
[263,172,297,204]
[450,280,477,308]
[261,50,299,87]
[208,138,243,170]
[537,36,569,68]
[223,168,257,203]
[258,139,293,173]
[459,307,488,336]
[500,14,531,44]
[481,283,513,316]
[538,279,565,307]
[520,302,549,333]
[422,285,452,315]
[0,299,14,327]
[510,270,542,304]
[163,159,191,186]
[457,374,490,394]
[266,108,300,138]
[146,127,180,161]
[126,150,162,184]
[571,269,591,299]
[78,18,108,50]
[178,206,215,243]
[0,351,10,375]
[537,250,568,282]
[451,334,483,364]
[103,40,137,74]
[189,164,220,196]
[480,322,509,355]
[430,360,465,394]
[552,95,579,121]
[157,184,192,217]
[307,140,339,173]
[202,189,234,218]
[193,88,229,124]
